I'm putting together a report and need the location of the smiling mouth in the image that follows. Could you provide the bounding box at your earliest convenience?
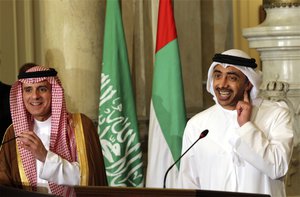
[30,102,42,106]
[217,89,231,100]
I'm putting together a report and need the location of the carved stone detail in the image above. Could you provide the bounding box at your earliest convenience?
[263,0,300,8]
[261,80,290,102]
[261,81,300,194]
[244,0,300,193]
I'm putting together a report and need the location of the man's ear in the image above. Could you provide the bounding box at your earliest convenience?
[246,82,253,92]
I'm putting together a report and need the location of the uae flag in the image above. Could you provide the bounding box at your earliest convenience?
[98,0,144,187]
[146,0,186,188]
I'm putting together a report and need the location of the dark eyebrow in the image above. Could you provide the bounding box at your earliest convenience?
[213,69,241,78]
[213,69,222,74]
[226,71,241,78]
[23,86,32,90]
[38,85,49,88]
[23,85,49,90]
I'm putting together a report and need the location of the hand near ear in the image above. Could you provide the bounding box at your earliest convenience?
[236,88,252,127]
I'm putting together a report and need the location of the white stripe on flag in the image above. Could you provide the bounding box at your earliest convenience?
[146,101,179,188]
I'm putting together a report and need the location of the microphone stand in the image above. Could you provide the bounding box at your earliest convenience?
[163,129,208,188]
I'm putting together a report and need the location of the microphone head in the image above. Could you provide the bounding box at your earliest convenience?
[200,129,209,139]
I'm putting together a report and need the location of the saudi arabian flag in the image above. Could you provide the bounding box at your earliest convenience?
[98,0,144,187]
[146,0,186,188]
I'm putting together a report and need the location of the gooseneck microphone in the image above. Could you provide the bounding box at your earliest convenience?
[1,136,19,146]
[163,129,209,188]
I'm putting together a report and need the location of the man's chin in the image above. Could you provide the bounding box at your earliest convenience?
[216,98,230,105]
[216,100,236,110]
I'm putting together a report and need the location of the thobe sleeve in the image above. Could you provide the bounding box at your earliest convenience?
[0,126,21,187]
[178,122,201,189]
[39,150,80,185]
[231,104,294,179]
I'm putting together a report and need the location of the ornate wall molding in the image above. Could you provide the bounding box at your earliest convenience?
[261,81,300,195]
[263,0,300,8]
[261,80,289,100]
[243,1,300,194]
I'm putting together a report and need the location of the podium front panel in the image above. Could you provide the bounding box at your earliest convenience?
[74,186,270,197]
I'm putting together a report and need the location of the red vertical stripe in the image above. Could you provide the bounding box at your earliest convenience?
[155,0,177,53]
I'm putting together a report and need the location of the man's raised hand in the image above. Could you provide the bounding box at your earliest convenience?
[236,89,252,126]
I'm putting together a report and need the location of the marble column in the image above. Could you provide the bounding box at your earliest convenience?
[35,0,105,121]
[243,0,300,195]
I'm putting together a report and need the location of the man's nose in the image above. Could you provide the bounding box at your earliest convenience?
[219,77,228,88]
[31,90,40,98]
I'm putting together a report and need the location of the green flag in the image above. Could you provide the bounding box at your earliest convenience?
[98,0,144,187]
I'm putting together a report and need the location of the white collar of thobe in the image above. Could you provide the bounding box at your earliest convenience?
[217,104,237,120]
[34,116,51,150]
[34,116,51,134]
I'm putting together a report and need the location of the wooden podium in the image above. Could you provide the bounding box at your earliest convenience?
[0,185,271,197]
[0,185,53,197]
[74,186,271,197]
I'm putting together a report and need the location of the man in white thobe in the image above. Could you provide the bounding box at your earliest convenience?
[178,49,294,197]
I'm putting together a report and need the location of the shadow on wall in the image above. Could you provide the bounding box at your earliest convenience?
[45,49,101,120]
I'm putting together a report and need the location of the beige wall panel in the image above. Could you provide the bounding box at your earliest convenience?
[0,0,18,84]
[233,0,262,68]
[35,0,105,121]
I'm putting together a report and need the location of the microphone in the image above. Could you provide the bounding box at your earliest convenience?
[163,129,209,188]
[1,136,19,146]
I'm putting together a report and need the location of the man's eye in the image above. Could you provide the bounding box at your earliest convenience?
[39,87,48,92]
[229,76,238,81]
[23,88,31,93]
[213,74,221,79]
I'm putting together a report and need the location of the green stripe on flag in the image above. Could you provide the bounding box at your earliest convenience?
[152,39,186,167]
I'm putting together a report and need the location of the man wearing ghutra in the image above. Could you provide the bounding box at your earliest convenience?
[0,65,107,196]
[178,49,294,197]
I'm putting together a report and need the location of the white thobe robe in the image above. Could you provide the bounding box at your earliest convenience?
[178,99,294,197]
[34,117,80,193]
